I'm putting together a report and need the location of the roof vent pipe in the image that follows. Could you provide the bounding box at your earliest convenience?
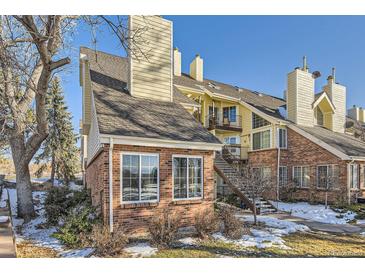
[331,67,336,82]
[302,56,308,72]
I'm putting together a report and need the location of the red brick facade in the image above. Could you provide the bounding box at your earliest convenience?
[248,128,365,204]
[86,144,215,234]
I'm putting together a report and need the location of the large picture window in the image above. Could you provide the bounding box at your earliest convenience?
[173,156,203,200]
[252,130,271,150]
[121,153,159,203]
[293,166,310,188]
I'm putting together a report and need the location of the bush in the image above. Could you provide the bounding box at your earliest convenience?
[44,186,91,226]
[218,206,244,240]
[194,208,220,238]
[81,224,128,257]
[54,205,98,248]
[148,209,180,247]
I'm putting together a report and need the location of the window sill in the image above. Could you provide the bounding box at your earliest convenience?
[170,199,203,205]
[120,202,159,209]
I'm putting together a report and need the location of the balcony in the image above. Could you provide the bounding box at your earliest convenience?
[205,114,242,132]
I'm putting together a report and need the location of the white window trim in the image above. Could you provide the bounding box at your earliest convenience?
[172,154,204,201]
[279,166,288,186]
[349,163,359,190]
[120,152,160,205]
[316,164,339,190]
[251,128,272,151]
[292,166,310,188]
[277,128,287,149]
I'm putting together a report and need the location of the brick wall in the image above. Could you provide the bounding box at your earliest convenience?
[86,144,215,234]
[248,128,364,204]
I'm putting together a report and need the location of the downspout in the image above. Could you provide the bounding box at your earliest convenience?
[347,159,355,205]
[276,128,281,205]
[108,137,114,232]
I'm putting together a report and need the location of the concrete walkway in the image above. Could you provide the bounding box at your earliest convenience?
[273,212,364,234]
[0,207,16,258]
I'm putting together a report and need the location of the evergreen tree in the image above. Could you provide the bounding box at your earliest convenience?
[35,77,80,184]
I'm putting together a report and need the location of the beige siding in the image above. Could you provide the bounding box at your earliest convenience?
[82,61,92,134]
[129,16,172,102]
[325,81,346,133]
[87,93,101,165]
[287,69,314,127]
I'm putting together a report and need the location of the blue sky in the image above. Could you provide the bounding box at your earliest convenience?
[62,16,365,133]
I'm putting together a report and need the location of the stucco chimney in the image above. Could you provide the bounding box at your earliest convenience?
[190,54,203,82]
[128,15,173,102]
[286,57,315,127]
[324,68,346,133]
[173,48,181,76]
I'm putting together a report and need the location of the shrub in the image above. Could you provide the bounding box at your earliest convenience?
[81,224,128,257]
[148,209,180,247]
[194,208,220,238]
[54,205,98,248]
[218,206,244,240]
[44,186,92,226]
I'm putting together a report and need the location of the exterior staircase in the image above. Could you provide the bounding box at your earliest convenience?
[214,152,277,214]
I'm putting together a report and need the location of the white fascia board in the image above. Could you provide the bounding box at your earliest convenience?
[312,92,336,113]
[287,124,351,160]
[99,134,223,151]
[349,156,365,161]
[174,84,205,94]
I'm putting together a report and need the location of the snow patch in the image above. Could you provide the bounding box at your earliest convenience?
[273,201,356,224]
[59,248,95,258]
[123,242,157,257]
[178,237,196,246]
[357,219,365,225]
[69,182,83,191]
[0,216,9,223]
[213,215,309,249]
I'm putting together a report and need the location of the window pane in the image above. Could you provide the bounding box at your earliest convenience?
[262,130,271,149]
[252,113,270,129]
[141,155,158,201]
[122,155,140,201]
[278,129,287,148]
[173,157,188,199]
[317,166,328,188]
[188,158,202,198]
[351,164,359,189]
[229,107,237,122]
[302,167,310,187]
[279,166,287,186]
[253,132,261,150]
[293,167,301,187]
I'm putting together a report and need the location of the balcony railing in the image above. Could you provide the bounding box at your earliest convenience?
[205,114,242,131]
[222,144,248,161]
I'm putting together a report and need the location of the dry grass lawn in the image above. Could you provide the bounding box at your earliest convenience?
[16,241,58,258]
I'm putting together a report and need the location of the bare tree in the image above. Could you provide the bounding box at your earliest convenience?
[239,166,273,225]
[0,15,149,222]
[317,165,339,209]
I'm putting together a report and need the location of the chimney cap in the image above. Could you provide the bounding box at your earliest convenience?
[174,47,179,51]
[312,71,321,79]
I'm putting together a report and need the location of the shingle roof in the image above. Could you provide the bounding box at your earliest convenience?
[296,125,365,157]
[81,47,220,144]
[174,73,286,120]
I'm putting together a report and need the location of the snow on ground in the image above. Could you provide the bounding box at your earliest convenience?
[0,187,93,257]
[357,219,365,225]
[213,214,310,249]
[273,201,356,224]
[0,216,9,223]
[0,187,8,208]
[59,248,95,258]
[123,242,158,257]
[178,237,196,246]
[69,181,83,191]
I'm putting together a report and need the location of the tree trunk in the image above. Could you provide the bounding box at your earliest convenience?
[10,135,35,222]
[253,203,257,225]
[50,153,55,184]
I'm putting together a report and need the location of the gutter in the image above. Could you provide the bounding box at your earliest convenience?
[108,137,114,232]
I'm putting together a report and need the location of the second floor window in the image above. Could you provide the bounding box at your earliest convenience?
[223,106,237,122]
[252,113,270,129]
[252,130,270,150]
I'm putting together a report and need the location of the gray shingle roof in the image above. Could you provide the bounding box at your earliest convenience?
[296,125,365,157]
[81,47,220,144]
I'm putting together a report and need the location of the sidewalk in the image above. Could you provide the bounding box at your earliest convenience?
[272,212,364,234]
[0,207,16,258]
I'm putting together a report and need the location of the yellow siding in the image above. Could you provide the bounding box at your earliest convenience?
[129,16,172,102]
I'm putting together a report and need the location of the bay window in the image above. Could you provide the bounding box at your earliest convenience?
[252,130,271,150]
[121,153,159,203]
[173,156,203,200]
